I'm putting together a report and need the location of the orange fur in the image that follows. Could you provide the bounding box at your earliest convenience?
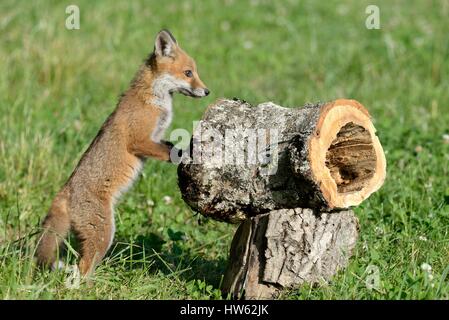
[36,30,209,277]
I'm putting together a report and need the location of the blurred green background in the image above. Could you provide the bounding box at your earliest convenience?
[0,0,448,299]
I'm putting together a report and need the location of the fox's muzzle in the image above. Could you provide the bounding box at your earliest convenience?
[180,87,210,98]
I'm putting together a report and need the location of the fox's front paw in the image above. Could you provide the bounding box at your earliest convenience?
[162,141,183,163]
[162,141,173,162]
[161,140,174,149]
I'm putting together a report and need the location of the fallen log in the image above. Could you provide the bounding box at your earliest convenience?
[178,98,386,223]
[177,98,386,298]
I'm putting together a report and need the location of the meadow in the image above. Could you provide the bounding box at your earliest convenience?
[0,0,448,299]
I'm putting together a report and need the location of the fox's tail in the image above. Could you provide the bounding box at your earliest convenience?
[36,196,70,268]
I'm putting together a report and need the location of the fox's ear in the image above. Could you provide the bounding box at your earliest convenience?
[154,29,177,58]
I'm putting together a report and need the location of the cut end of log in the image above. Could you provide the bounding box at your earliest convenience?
[308,99,386,209]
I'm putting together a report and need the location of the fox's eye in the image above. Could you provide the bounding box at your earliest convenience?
[184,70,193,78]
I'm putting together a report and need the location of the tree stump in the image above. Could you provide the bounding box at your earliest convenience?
[177,98,386,298]
[222,209,359,299]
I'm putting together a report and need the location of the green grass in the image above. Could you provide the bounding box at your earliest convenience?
[0,0,448,299]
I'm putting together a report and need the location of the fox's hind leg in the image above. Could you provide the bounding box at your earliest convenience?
[72,199,114,278]
[36,194,70,268]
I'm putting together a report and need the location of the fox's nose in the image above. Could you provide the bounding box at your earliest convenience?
[204,88,210,96]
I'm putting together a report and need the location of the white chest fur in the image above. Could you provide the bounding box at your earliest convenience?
[149,73,187,142]
[151,99,173,142]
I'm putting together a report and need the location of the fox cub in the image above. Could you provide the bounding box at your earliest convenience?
[36,30,209,277]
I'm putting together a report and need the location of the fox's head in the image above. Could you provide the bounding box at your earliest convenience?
[147,29,209,98]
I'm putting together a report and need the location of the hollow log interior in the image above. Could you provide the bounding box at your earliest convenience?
[325,122,377,193]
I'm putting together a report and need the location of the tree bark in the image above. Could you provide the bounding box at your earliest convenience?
[176,97,385,299]
[178,98,386,223]
[222,208,359,299]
